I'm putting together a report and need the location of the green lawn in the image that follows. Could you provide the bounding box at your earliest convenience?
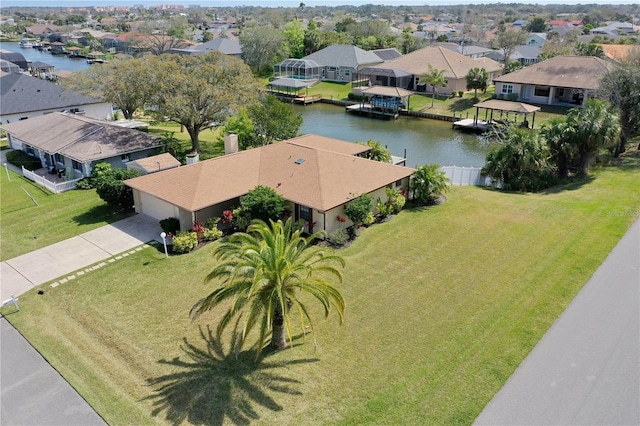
[306,81,353,100]
[0,167,130,261]
[4,151,639,425]
[143,119,225,161]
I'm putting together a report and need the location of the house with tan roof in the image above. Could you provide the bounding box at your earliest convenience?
[124,134,414,235]
[493,55,612,106]
[599,44,639,64]
[2,112,162,180]
[358,46,502,95]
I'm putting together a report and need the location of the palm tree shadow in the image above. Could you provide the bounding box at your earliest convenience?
[145,325,319,425]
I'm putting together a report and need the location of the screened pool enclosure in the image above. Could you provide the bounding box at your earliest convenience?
[273,59,322,81]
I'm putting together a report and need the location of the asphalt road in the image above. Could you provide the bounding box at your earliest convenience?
[475,218,640,425]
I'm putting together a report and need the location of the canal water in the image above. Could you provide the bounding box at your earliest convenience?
[0,41,91,72]
[296,102,487,168]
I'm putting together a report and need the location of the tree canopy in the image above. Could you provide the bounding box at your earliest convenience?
[151,53,260,154]
[465,67,489,98]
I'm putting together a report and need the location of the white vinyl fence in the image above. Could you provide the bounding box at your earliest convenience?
[440,166,493,187]
[22,167,82,193]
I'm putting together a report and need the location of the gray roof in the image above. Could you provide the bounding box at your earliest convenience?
[30,61,54,69]
[170,38,242,56]
[512,45,542,60]
[194,38,242,55]
[0,73,104,116]
[1,112,162,163]
[303,44,383,69]
[371,48,403,62]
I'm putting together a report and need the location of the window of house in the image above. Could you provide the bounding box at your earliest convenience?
[299,205,310,222]
[121,154,130,161]
[395,179,403,188]
[327,66,338,72]
[501,84,514,94]
[534,86,550,97]
[344,69,350,76]
[72,160,82,172]
[54,153,65,165]
[557,88,565,97]
[25,145,35,156]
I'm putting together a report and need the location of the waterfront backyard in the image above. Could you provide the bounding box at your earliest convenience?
[3,149,639,425]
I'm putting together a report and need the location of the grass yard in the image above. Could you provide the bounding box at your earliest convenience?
[144,119,225,160]
[0,167,130,261]
[306,81,353,101]
[4,151,639,425]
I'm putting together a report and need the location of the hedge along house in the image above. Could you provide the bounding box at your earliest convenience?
[492,55,612,106]
[124,134,414,235]
[2,112,162,180]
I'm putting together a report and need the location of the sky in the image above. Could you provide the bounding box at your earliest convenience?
[1,0,636,7]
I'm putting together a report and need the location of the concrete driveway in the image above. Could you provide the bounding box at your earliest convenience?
[1,214,163,301]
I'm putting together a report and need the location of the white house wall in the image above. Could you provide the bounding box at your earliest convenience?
[1,102,113,124]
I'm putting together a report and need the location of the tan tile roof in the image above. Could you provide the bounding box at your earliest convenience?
[1,112,161,162]
[130,153,180,173]
[125,137,414,212]
[376,46,502,79]
[285,134,370,156]
[493,55,612,89]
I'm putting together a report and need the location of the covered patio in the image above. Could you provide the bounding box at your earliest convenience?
[267,78,321,104]
[347,85,413,119]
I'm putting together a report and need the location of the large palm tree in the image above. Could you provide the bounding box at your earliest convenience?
[421,66,448,108]
[191,218,345,358]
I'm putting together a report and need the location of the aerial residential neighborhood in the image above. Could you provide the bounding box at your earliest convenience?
[0,1,639,425]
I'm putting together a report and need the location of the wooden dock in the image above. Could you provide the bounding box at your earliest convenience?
[293,94,322,105]
[346,103,399,119]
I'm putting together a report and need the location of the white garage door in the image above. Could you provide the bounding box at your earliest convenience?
[139,192,178,221]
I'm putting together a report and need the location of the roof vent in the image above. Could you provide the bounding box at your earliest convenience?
[295,158,305,164]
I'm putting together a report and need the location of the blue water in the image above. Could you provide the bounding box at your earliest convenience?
[0,42,91,73]
[297,103,487,168]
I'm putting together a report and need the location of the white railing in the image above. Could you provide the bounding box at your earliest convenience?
[21,167,82,193]
[441,166,493,187]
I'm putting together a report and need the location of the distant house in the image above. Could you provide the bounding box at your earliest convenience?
[526,33,547,46]
[0,73,113,123]
[361,46,502,95]
[275,45,387,82]
[437,42,495,59]
[493,55,612,106]
[599,44,640,64]
[166,37,243,58]
[2,112,163,179]
[124,134,414,234]
[512,45,542,65]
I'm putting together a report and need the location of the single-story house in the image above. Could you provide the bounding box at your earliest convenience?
[493,55,612,106]
[124,134,414,235]
[0,72,113,123]
[166,38,242,59]
[275,45,387,82]
[361,46,502,95]
[2,112,163,179]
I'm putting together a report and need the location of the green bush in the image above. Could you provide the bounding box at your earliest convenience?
[292,219,307,232]
[458,91,464,97]
[6,150,42,171]
[363,211,375,226]
[75,177,95,190]
[344,193,373,226]
[172,231,198,254]
[328,228,349,246]
[92,163,138,211]
[205,217,220,230]
[159,217,180,234]
[240,185,285,223]
[202,227,223,242]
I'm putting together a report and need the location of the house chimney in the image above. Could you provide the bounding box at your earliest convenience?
[224,132,238,155]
